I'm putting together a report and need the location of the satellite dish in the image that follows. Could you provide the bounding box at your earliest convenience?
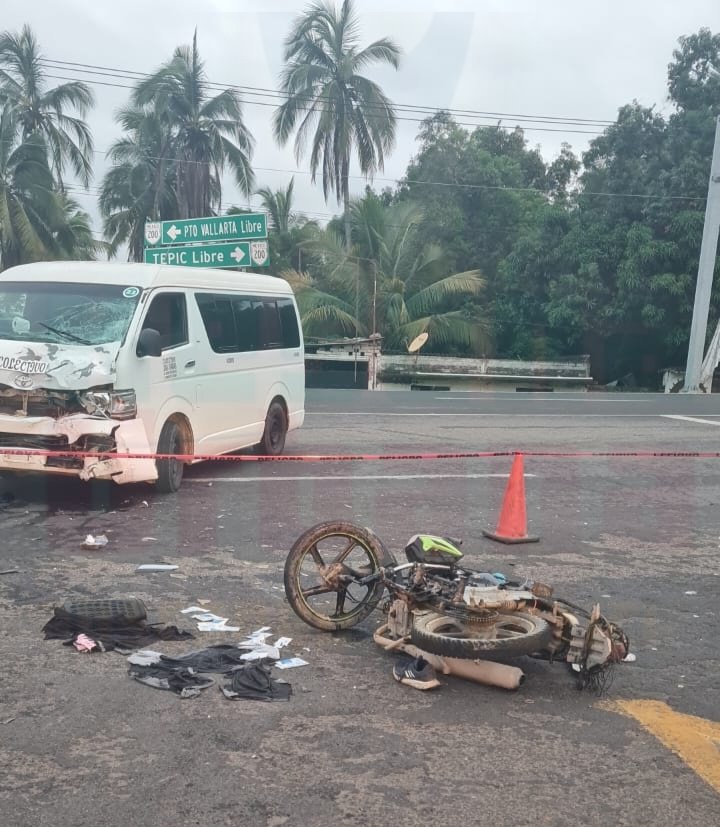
[408,332,428,354]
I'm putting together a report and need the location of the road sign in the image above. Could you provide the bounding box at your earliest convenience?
[143,240,269,269]
[144,213,267,247]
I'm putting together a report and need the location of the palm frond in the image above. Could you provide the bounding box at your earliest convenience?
[406,271,485,317]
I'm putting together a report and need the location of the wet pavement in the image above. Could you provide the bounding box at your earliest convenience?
[1,390,719,826]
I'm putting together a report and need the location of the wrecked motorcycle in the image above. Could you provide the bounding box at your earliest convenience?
[284,521,629,690]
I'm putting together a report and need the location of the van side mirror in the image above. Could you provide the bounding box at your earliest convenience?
[137,328,162,358]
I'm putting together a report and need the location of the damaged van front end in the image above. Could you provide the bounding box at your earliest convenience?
[0,343,157,485]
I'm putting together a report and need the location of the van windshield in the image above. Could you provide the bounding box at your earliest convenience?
[0,282,142,346]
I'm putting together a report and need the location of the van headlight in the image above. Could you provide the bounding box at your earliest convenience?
[80,389,137,420]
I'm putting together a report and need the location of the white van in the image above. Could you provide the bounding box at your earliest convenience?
[0,261,305,491]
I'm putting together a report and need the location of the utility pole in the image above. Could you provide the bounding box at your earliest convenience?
[682,116,720,392]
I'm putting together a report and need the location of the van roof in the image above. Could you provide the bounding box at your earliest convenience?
[0,261,294,295]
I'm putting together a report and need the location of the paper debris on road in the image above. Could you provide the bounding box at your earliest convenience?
[82,534,108,550]
[136,563,179,572]
[623,653,637,663]
[275,637,292,649]
[196,619,240,632]
[191,612,227,623]
[276,658,309,669]
[241,643,281,661]
[180,606,208,615]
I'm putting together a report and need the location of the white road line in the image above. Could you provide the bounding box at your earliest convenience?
[307,412,700,418]
[434,396,650,402]
[661,415,720,427]
[187,473,536,483]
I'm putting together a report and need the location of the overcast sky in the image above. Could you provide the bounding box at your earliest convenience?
[4,0,720,238]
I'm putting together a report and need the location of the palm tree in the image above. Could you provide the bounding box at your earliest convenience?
[0,24,94,187]
[255,178,319,272]
[257,177,296,234]
[274,0,401,249]
[132,31,254,219]
[288,194,489,353]
[99,106,178,262]
[0,103,59,269]
[53,194,103,260]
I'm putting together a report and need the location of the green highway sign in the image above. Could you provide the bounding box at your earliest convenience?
[143,240,269,268]
[144,213,267,247]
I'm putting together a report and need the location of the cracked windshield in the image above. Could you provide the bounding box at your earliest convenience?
[0,282,140,346]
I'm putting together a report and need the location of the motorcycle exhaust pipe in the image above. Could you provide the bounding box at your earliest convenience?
[373,625,525,690]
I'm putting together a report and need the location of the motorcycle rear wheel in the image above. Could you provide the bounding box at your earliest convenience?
[284,521,390,631]
[411,611,553,660]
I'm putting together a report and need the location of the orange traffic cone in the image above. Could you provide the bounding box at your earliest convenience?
[482,454,539,544]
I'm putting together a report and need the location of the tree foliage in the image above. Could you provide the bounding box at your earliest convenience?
[274,0,400,248]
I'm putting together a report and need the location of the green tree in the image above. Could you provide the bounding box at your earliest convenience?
[99,106,178,262]
[0,105,98,269]
[132,31,254,219]
[255,178,319,273]
[289,192,488,352]
[0,24,94,187]
[274,0,401,249]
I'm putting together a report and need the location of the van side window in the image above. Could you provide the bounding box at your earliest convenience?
[196,294,237,352]
[257,300,283,350]
[278,298,300,349]
[194,292,300,353]
[232,297,258,352]
[142,293,188,350]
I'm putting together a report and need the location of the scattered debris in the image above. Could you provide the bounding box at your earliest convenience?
[141,537,158,542]
[73,633,99,653]
[623,653,637,663]
[222,662,291,701]
[197,620,240,632]
[43,598,192,652]
[1,717,16,725]
[128,644,294,701]
[0,568,19,575]
[684,590,698,595]
[82,534,108,550]
[275,658,308,669]
[136,563,179,572]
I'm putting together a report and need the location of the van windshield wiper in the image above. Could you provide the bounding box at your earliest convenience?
[36,322,92,346]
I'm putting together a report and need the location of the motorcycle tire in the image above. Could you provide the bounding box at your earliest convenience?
[410,610,553,660]
[60,597,147,625]
[284,521,391,631]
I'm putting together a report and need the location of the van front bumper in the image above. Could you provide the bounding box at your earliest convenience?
[0,413,158,484]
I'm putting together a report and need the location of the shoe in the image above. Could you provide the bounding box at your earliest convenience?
[392,656,441,690]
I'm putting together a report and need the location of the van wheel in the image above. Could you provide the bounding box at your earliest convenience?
[259,401,287,456]
[156,420,185,493]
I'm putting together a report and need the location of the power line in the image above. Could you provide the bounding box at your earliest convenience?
[42,71,603,137]
[66,150,706,203]
[41,57,615,129]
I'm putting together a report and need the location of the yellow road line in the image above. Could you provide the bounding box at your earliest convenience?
[602,700,720,795]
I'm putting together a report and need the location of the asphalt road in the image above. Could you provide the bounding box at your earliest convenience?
[1,390,719,827]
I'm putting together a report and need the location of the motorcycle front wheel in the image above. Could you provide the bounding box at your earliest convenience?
[284,521,389,631]
[411,611,553,660]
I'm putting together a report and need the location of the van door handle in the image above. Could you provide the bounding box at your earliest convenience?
[185,360,196,368]
[293,351,300,357]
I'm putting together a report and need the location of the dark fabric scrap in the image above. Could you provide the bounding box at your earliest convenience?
[152,644,252,672]
[221,662,292,702]
[127,645,292,701]
[43,606,193,653]
[129,665,216,699]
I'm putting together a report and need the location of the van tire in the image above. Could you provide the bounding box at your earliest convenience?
[258,400,287,456]
[156,420,185,493]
